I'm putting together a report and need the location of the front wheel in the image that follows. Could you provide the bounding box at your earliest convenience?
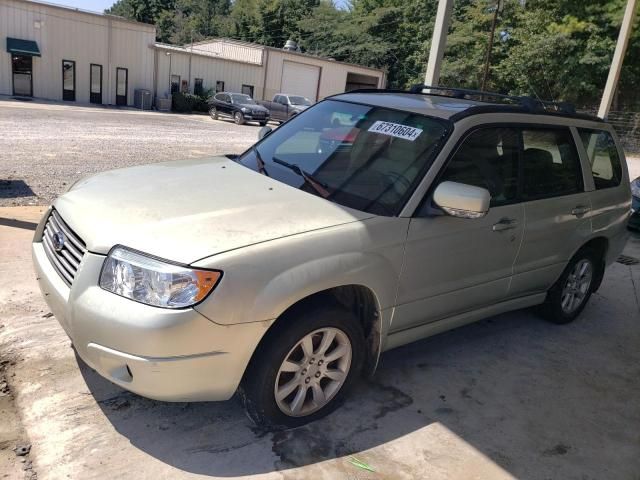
[208,107,218,120]
[240,303,364,428]
[234,111,245,125]
[539,248,598,324]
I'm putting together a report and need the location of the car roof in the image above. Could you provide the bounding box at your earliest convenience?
[330,90,604,124]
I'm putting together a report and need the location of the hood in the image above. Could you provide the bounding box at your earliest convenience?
[54,157,371,264]
[240,103,269,112]
[291,104,310,111]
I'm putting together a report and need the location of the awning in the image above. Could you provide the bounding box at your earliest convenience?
[6,37,41,57]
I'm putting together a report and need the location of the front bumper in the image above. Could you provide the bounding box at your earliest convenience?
[32,241,271,401]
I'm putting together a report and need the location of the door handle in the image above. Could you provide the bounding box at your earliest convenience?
[571,205,590,217]
[492,218,518,232]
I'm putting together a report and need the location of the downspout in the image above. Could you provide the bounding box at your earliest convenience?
[152,47,158,107]
[261,48,269,100]
[107,18,112,104]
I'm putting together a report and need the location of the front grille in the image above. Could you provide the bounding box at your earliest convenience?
[252,112,266,119]
[42,210,87,286]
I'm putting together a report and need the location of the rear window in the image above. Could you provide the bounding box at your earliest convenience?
[578,129,622,189]
[522,128,583,200]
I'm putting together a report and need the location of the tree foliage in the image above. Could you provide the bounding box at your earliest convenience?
[105,0,640,107]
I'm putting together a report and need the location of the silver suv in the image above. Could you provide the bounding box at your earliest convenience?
[33,86,631,428]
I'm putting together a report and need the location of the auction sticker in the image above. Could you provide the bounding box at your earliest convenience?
[368,121,423,141]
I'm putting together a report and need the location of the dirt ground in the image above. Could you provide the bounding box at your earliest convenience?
[1,101,640,479]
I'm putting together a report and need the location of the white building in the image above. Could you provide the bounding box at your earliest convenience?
[1,0,386,107]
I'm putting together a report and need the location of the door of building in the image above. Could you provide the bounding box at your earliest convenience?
[62,60,76,101]
[90,64,102,104]
[116,67,128,106]
[12,55,33,97]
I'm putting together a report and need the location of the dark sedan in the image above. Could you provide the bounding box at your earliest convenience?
[208,92,270,126]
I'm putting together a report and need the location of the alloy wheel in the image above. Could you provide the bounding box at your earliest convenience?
[561,258,593,314]
[274,327,352,417]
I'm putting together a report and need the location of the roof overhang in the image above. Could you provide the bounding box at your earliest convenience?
[7,37,41,57]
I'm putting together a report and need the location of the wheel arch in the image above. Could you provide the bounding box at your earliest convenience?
[570,236,609,292]
[244,284,384,381]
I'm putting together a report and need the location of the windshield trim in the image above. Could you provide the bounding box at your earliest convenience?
[237,98,454,217]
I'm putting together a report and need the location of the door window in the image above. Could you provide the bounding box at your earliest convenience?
[90,64,102,104]
[578,129,622,189]
[12,55,32,96]
[522,128,582,200]
[116,67,128,105]
[62,60,75,101]
[440,127,519,207]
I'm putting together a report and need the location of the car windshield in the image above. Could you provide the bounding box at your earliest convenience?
[237,99,450,216]
[232,94,255,104]
[289,96,311,106]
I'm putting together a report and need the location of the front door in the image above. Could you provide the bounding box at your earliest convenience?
[90,64,102,104]
[12,55,32,97]
[62,60,75,101]
[393,127,524,332]
[116,67,128,106]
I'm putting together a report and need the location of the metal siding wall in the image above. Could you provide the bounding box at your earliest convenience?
[191,40,263,65]
[155,49,264,99]
[265,50,384,101]
[0,0,155,105]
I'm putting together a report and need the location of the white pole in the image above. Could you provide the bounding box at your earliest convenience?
[424,0,454,86]
[598,0,638,119]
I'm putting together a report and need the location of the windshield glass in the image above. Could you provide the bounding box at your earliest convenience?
[289,96,312,106]
[232,94,255,104]
[237,100,450,216]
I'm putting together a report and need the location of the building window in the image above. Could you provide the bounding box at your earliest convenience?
[242,84,254,98]
[171,75,180,94]
[62,60,76,101]
[216,80,225,93]
[116,67,128,106]
[194,78,203,96]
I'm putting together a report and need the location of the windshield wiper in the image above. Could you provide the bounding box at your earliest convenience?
[252,146,269,176]
[272,157,330,198]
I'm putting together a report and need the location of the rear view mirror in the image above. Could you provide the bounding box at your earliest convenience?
[258,125,272,140]
[433,181,490,219]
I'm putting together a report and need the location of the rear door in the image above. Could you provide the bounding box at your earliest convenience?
[510,126,592,296]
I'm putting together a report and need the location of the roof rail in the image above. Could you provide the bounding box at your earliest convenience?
[409,84,577,115]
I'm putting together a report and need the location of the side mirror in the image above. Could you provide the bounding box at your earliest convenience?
[258,125,273,140]
[433,181,490,219]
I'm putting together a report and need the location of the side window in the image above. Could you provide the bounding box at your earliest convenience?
[522,128,583,200]
[214,93,223,102]
[441,127,519,207]
[578,129,622,189]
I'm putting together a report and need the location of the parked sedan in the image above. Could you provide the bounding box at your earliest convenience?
[208,92,270,126]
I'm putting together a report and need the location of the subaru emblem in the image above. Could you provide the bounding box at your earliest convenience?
[52,231,66,252]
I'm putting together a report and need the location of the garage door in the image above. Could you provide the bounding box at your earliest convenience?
[281,61,320,101]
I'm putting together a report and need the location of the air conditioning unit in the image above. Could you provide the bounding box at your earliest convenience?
[134,89,152,110]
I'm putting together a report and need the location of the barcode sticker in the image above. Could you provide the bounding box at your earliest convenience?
[367,121,423,141]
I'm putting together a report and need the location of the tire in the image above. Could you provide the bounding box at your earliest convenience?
[234,111,245,125]
[239,302,365,429]
[539,248,599,324]
[259,121,268,127]
[209,107,218,120]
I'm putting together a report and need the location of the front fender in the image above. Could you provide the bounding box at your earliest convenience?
[192,217,408,326]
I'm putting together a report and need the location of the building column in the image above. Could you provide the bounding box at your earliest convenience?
[598,0,638,119]
[424,0,454,87]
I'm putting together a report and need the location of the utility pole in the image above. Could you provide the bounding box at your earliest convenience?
[424,0,454,86]
[481,0,501,93]
[598,0,638,119]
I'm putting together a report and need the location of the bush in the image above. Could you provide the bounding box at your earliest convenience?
[171,89,213,113]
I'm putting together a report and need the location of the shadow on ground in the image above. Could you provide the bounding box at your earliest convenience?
[0,180,35,199]
[78,257,640,480]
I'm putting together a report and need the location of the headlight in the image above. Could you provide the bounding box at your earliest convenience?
[631,178,640,198]
[241,107,250,113]
[99,247,222,308]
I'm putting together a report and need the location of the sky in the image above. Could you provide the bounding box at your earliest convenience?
[52,0,350,15]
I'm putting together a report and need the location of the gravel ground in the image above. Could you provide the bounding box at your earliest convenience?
[0,99,260,206]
